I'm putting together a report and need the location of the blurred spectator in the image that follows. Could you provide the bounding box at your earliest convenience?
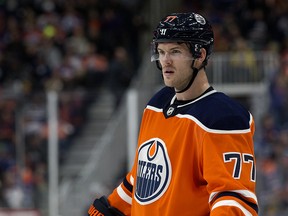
[2,167,25,209]
[247,8,268,50]
[82,44,109,90]
[269,50,288,127]
[108,46,133,108]
[229,37,258,82]
[66,25,90,57]
[257,152,282,215]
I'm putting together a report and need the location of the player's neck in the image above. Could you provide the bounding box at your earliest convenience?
[175,71,210,101]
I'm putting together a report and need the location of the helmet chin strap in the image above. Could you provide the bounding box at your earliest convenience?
[175,60,204,93]
[156,59,205,94]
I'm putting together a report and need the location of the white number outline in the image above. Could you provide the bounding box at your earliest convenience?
[243,153,256,182]
[223,152,256,182]
[223,152,242,179]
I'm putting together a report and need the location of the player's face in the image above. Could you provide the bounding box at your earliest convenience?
[157,42,194,91]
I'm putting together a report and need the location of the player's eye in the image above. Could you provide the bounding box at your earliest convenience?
[171,49,181,54]
[158,50,165,55]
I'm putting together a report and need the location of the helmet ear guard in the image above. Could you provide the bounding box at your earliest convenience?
[187,43,202,59]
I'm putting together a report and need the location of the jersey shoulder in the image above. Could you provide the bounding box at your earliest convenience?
[190,92,252,130]
[145,87,252,131]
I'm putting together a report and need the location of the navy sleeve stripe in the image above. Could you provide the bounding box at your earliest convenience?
[123,177,133,193]
[214,191,258,213]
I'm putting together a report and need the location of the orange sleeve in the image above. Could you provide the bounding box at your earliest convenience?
[210,196,258,216]
[202,130,258,216]
[107,174,133,216]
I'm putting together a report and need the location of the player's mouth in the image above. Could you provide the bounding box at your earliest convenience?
[163,70,175,78]
[163,67,175,76]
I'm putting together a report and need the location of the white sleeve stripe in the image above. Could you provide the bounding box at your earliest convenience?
[130,175,134,185]
[209,190,258,204]
[117,185,132,205]
[212,200,252,216]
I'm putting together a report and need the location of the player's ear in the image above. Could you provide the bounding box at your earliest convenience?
[199,48,207,62]
[195,48,206,65]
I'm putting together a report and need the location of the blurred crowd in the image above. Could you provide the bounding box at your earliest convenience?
[0,0,143,211]
[0,0,143,96]
[0,0,287,215]
[181,0,288,52]
[256,49,288,216]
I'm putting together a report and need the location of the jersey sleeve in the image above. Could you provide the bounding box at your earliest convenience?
[107,173,133,216]
[202,115,258,216]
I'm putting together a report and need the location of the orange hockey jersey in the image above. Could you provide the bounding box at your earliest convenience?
[107,86,258,216]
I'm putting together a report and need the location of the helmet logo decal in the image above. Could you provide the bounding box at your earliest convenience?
[164,15,177,22]
[159,29,167,35]
[194,13,206,25]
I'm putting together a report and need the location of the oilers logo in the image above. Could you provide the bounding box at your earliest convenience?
[135,138,172,205]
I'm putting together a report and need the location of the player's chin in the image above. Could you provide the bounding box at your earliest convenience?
[163,80,174,88]
[163,76,174,85]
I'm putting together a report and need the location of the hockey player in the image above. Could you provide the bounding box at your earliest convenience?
[87,12,258,216]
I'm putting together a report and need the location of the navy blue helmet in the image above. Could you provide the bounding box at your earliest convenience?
[151,12,214,61]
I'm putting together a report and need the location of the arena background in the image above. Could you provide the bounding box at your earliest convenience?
[0,0,287,215]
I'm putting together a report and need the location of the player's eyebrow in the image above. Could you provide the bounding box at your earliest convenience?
[157,45,185,52]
